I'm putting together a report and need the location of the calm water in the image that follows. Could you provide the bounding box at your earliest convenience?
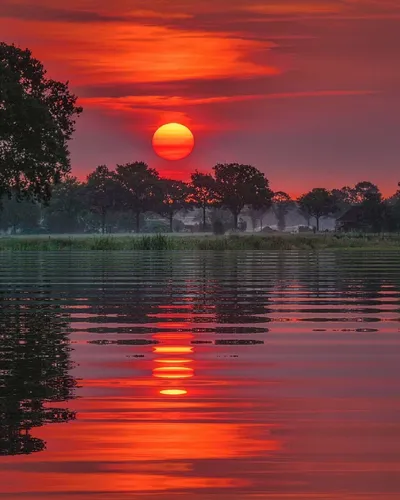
[0,251,399,499]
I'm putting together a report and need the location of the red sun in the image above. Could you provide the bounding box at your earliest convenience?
[152,123,194,161]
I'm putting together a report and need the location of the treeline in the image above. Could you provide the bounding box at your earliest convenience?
[2,43,399,237]
[1,162,399,235]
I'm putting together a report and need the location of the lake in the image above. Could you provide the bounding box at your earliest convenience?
[0,251,399,499]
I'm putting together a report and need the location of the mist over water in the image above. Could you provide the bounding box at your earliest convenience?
[0,251,399,499]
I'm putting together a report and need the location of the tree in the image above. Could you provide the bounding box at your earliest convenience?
[297,188,338,231]
[238,217,247,232]
[209,207,234,233]
[389,199,400,232]
[243,205,272,231]
[189,171,218,230]
[0,42,82,203]
[43,176,86,233]
[385,185,400,232]
[243,206,261,232]
[343,182,384,232]
[115,162,160,233]
[332,182,385,232]
[297,205,311,226]
[0,194,41,234]
[360,188,384,232]
[331,186,355,215]
[213,163,272,229]
[332,182,381,208]
[353,181,381,204]
[272,191,294,231]
[157,179,189,232]
[85,165,119,234]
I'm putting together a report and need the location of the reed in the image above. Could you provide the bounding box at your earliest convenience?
[0,233,399,251]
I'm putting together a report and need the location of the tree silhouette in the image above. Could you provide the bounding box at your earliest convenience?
[360,188,385,232]
[330,187,353,218]
[0,297,76,456]
[85,165,119,234]
[0,42,82,202]
[0,193,41,234]
[189,171,219,230]
[333,182,388,232]
[43,176,86,233]
[156,179,189,232]
[213,163,272,229]
[243,206,271,231]
[352,181,381,204]
[272,191,294,231]
[298,188,338,231]
[115,162,160,233]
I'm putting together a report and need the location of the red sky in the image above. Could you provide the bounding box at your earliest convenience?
[1,0,400,195]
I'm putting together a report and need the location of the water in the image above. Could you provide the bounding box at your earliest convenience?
[0,251,399,499]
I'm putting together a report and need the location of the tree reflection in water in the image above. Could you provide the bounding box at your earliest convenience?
[0,295,76,456]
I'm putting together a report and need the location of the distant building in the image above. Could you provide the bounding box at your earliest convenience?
[336,206,368,232]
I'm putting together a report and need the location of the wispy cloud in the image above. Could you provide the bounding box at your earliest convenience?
[0,18,280,85]
[243,3,344,15]
[79,90,379,113]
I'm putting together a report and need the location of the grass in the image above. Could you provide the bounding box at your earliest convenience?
[1,232,400,251]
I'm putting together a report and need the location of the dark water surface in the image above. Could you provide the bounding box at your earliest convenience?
[0,251,399,499]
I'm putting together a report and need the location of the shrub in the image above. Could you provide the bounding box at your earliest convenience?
[212,219,225,235]
[238,218,247,232]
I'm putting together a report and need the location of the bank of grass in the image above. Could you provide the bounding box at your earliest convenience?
[1,233,400,251]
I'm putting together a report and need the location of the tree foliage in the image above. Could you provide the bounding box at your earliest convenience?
[156,179,189,231]
[353,181,381,204]
[115,162,160,233]
[43,176,86,233]
[0,42,82,202]
[189,170,218,230]
[272,191,294,231]
[297,188,338,231]
[359,185,384,232]
[213,163,272,228]
[331,187,354,215]
[333,182,386,232]
[85,165,119,234]
[0,194,41,234]
[332,182,381,208]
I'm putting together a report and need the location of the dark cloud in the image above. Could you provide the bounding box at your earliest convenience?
[0,2,191,24]
[0,2,127,22]
[75,75,283,99]
[3,0,399,27]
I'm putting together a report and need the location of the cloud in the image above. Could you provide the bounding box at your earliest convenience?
[0,17,280,87]
[0,2,193,23]
[0,3,125,23]
[243,3,344,15]
[79,89,379,113]
[2,0,400,27]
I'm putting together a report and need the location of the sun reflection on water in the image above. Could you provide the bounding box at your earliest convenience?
[160,389,188,396]
[152,306,195,396]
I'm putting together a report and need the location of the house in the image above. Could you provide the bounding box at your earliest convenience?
[335,206,368,232]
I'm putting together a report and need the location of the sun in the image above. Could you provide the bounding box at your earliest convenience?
[152,123,194,161]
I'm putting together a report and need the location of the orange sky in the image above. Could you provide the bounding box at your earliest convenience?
[1,0,400,195]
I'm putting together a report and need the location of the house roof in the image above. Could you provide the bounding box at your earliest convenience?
[336,205,364,222]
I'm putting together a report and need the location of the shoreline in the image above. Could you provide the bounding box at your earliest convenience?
[0,233,399,251]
